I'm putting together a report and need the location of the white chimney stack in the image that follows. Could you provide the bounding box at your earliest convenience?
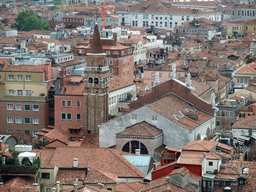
[73,158,78,168]
[135,149,140,156]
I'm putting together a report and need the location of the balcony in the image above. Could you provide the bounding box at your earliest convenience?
[84,65,109,72]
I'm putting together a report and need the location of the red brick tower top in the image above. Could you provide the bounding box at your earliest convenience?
[88,24,103,54]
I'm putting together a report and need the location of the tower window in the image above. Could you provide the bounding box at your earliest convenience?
[94,78,99,84]
[88,77,93,83]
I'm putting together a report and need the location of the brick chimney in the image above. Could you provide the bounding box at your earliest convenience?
[59,69,65,88]
[113,33,117,46]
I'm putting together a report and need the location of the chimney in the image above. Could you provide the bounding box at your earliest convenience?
[32,183,39,192]
[56,181,60,192]
[74,183,78,192]
[59,69,65,87]
[73,158,78,168]
[153,163,156,170]
[135,149,140,156]
[0,182,3,188]
[161,159,164,166]
[113,33,117,46]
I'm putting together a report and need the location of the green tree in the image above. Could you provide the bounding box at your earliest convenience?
[13,10,50,31]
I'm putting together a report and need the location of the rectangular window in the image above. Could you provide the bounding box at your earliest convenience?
[151,72,154,77]
[16,129,22,132]
[106,51,111,56]
[33,105,39,111]
[17,75,23,81]
[216,121,220,126]
[109,60,113,65]
[16,117,22,124]
[209,161,213,166]
[24,117,31,124]
[62,113,66,120]
[24,104,30,111]
[8,75,14,81]
[25,90,31,96]
[61,101,66,107]
[77,113,81,120]
[8,89,14,95]
[76,101,81,107]
[7,104,13,110]
[33,117,39,124]
[25,75,31,81]
[7,129,13,133]
[42,173,50,179]
[17,90,23,96]
[33,130,39,137]
[7,117,13,123]
[67,101,72,107]
[25,130,31,135]
[16,104,22,111]
[109,68,113,74]
[67,113,72,120]
[159,73,162,77]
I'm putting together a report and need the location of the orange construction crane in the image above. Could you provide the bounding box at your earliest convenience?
[102,0,106,29]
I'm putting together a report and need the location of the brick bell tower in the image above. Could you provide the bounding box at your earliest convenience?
[84,24,109,134]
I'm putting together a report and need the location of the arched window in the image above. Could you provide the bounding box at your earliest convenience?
[88,77,93,83]
[197,134,201,140]
[122,140,148,155]
[94,78,99,84]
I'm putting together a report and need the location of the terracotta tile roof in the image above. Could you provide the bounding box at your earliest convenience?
[179,78,213,97]
[217,143,233,152]
[1,176,37,192]
[0,59,45,73]
[232,115,256,129]
[108,75,134,92]
[83,169,117,184]
[116,182,146,192]
[57,169,87,185]
[166,146,181,152]
[58,75,85,96]
[142,176,186,192]
[30,30,52,35]
[33,148,56,168]
[36,147,145,178]
[178,151,204,165]
[236,62,256,75]
[169,167,189,177]
[116,121,163,137]
[144,167,200,191]
[62,185,110,192]
[182,140,218,152]
[0,36,17,44]
[146,94,213,130]
[205,152,221,160]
